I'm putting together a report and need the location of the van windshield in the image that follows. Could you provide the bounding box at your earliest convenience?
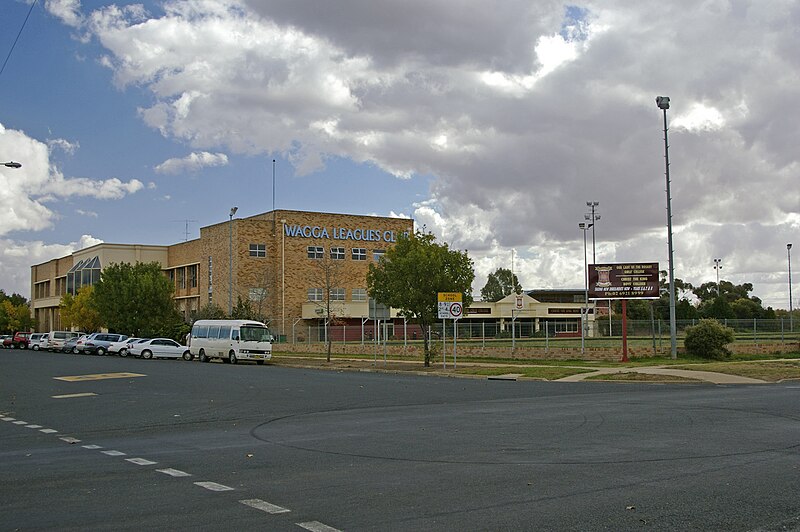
[241,326,271,342]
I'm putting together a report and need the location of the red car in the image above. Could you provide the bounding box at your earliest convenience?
[3,332,32,349]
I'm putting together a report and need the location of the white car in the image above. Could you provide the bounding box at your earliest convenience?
[128,338,192,361]
[111,337,142,357]
[29,333,48,351]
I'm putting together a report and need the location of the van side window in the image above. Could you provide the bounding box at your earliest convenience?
[208,326,220,339]
[193,325,208,338]
[218,326,231,340]
[232,329,240,341]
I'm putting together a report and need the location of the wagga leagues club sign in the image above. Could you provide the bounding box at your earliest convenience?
[284,224,407,243]
[588,262,660,300]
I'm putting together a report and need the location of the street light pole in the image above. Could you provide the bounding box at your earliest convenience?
[789,243,794,332]
[579,222,593,354]
[656,96,678,359]
[585,201,608,335]
[713,258,722,297]
[229,206,238,316]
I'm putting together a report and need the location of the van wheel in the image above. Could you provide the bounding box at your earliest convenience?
[229,351,238,364]
[199,349,209,363]
[182,351,192,361]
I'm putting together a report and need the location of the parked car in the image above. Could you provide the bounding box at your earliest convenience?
[3,332,32,349]
[82,333,129,356]
[62,334,89,354]
[47,331,83,351]
[128,338,192,360]
[112,337,142,357]
[29,333,48,350]
[0,335,12,348]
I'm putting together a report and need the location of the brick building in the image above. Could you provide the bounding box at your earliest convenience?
[30,210,414,336]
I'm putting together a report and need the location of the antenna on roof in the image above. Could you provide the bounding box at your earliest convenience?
[170,219,198,241]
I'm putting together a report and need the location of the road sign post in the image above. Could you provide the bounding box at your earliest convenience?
[438,293,463,368]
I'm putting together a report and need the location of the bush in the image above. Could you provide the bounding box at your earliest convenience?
[684,319,736,360]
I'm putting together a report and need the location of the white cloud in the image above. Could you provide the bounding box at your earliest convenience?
[45,0,84,28]
[48,0,800,308]
[0,123,145,236]
[154,151,229,174]
[76,209,98,218]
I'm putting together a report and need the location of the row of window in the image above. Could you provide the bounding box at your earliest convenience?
[247,243,385,262]
[167,265,199,290]
[307,288,368,302]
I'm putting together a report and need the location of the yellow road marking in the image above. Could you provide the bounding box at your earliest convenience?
[54,372,146,382]
[52,392,98,399]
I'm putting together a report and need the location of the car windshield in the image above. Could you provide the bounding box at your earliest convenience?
[240,326,271,342]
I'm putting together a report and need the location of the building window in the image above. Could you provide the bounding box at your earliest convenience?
[330,288,345,301]
[188,265,198,288]
[352,248,367,261]
[308,288,324,301]
[330,247,345,260]
[373,249,386,262]
[249,244,266,257]
[178,268,186,289]
[65,256,102,295]
[308,246,324,259]
[352,288,367,301]
[249,288,266,301]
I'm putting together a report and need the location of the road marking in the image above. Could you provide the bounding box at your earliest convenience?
[60,437,81,443]
[101,450,126,456]
[126,458,157,466]
[54,372,146,382]
[25,424,43,429]
[82,444,102,449]
[297,521,342,532]
[13,420,27,425]
[239,499,291,514]
[194,481,234,492]
[52,393,98,399]
[40,428,58,434]
[1,417,15,421]
[157,468,192,478]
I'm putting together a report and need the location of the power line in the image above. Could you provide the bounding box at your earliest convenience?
[0,0,38,81]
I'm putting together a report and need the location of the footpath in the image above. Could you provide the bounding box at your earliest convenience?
[272,354,770,384]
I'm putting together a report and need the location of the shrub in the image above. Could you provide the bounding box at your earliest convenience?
[684,319,736,360]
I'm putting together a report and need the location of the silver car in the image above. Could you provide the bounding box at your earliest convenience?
[129,338,192,361]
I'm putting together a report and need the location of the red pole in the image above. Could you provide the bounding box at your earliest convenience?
[620,299,629,362]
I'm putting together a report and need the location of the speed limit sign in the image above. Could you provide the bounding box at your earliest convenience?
[449,302,463,318]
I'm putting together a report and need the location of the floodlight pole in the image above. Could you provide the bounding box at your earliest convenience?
[713,258,722,297]
[229,206,238,316]
[789,244,794,332]
[657,96,678,359]
[579,222,593,354]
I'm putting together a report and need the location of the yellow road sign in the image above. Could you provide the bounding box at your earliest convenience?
[438,292,462,302]
[54,372,146,382]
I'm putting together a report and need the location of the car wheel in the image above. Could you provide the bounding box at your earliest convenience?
[199,349,209,363]
[32,345,39,351]
[72,347,79,354]
[142,350,153,360]
[96,347,105,356]
[229,351,238,364]
[182,351,192,361]
[119,348,127,357]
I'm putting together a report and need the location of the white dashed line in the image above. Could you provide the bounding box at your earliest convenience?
[1,417,15,421]
[82,444,102,450]
[156,468,192,478]
[39,428,58,434]
[101,450,126,456]
[60,437,81,443]
[13,420,27,425]
[296,521,342,532]
[239,499,291,514]
[194,481,234,492]
[25,424,43,429]
[126,458,157,466]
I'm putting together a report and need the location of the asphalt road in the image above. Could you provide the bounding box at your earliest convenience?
[2,349,800,531]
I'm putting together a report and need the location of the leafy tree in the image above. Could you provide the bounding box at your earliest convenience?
[93,262,183,338]
[194,302,227,321]
[684,319,735,360]
[699,296,736,320]
[0,290,33,333]
[59,286,102,332]
[307,248,345,362]
[232,296,263,321]
[693,280,759,305]
[480,267,522,302]
[367,231,474,366]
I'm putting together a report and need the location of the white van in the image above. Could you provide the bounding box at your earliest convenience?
[47,331,83,351]
[189,319,272,365]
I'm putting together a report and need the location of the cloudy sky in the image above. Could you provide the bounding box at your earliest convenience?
[1,0,798,309]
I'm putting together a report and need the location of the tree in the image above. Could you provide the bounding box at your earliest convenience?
[0,290,34,333]
[684,319,735,360]
[59,286,102,332]
[480,267,521,302]
[699,296,736,320]
[93,262,183,338]
[307,248,345,362]
[367,231,474,366]
[194,302,227,321]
